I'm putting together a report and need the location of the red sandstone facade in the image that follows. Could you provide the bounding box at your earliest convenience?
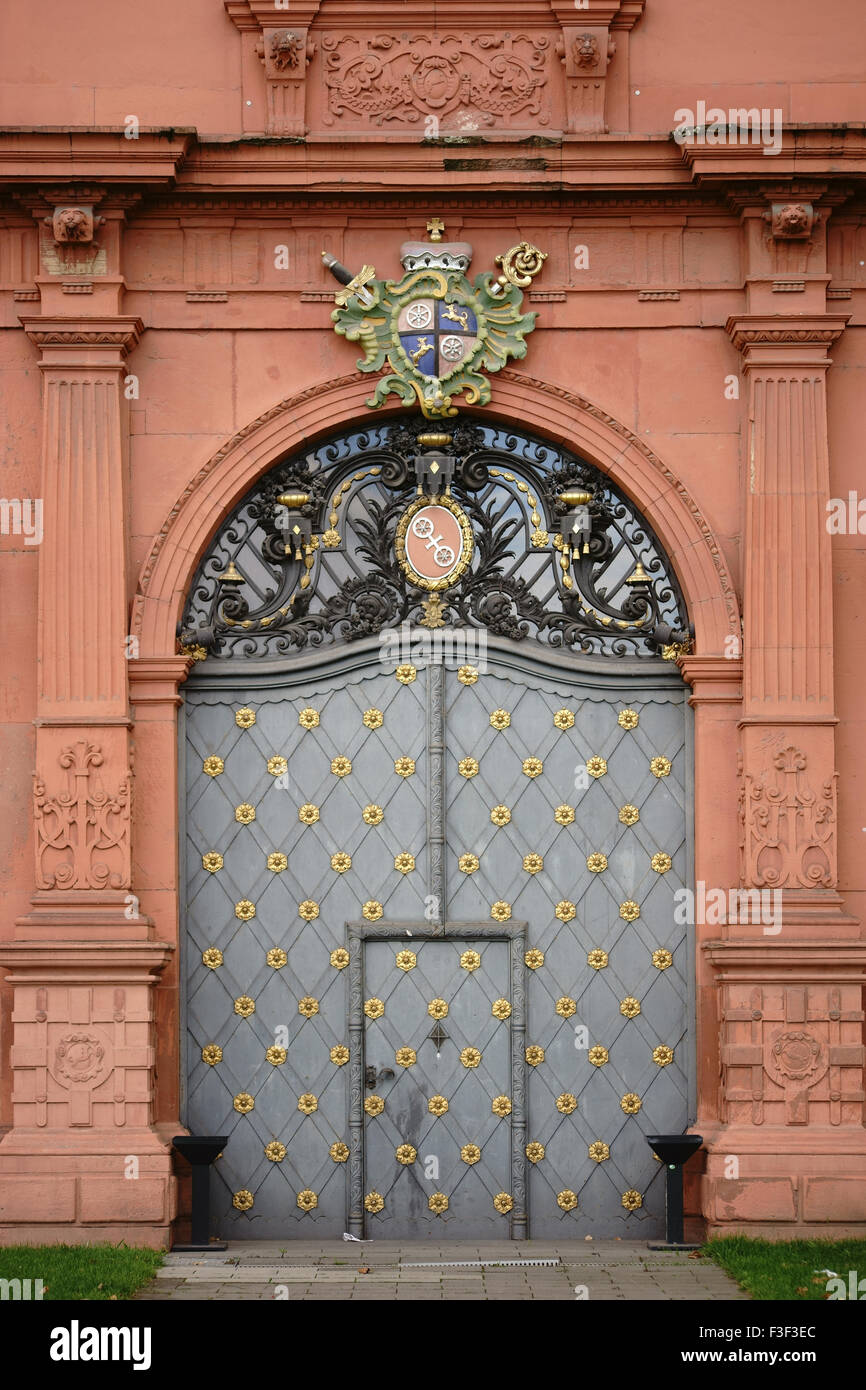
[1,0,865,1246]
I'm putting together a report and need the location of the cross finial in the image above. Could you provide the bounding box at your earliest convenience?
[426,217,445,242]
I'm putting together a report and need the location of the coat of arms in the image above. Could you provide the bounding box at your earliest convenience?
[325,220,546,419]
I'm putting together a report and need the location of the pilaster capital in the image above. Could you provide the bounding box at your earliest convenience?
[20,315,143,369]
[679,654,743,703]
[725,313,849,367]
[128,656,195,707]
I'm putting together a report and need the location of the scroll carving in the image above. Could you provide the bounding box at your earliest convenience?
[33,740,131,890]
[739,745,835,890]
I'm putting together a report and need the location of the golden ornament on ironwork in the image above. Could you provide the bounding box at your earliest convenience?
[556,1093,578,1115]
[395,949,416,970]
[202,1044,222,1066]
[234,995,255,1018]
[458,756,479,778]
[587,852,607,874]
[557,1190,578,1212]
[297,1189,318,1213]
[428,1192,449,1215]
[653,1044,674,1067]
[588,1141,610,1163]
[267,1045,287,1066]
[322,529,340,548]
[234,1093,255,1114]
[298,803,319,825]
[622,1189,643,1211]
[298,996,319,1018]
[526,1141,545,1163]
[428,998,449,1020]
[235,707,256,729]
[428,1094,449,1116]
[556,900,576,922]
[394,756,416,778]
[235,899,256,921]
[619,804,639,826]
[457,665,478,685]
[396,1143,417,1165]
[267,851,288,873]
[588,1045,609,1067]
[620,900,640,923]
[588,948,608,970]
[330,1045,350,1066]
[364,997,385,1020]
[651,852,672,874]
[265,1141,286,1162]
[491,804,511,827]
[620,997,641,1019]
[621,1093,642,1115]
[458,852,479,874]
[491,901,512,922]
[618,709,639,730]
[202,947,223,969]
[363,804,385,828]
[650,755,671,778]
[233,1189,254,1212]
[460,949,481,972]
[330,1141,350,1163]
[490,709,511,730]
[395,1046,417,1067]
[364,1095,385,1116]
[553,708,575,730]
[300,1096,319,1121]
[365,1191,385,1214]
[394,852,415,874]
[202,851,223,873]
[586,756,607,778]
[395,663,417,684]
[267,947,287,969]
[461,1144,482,1165]
[331,851,351,873]
[330,947,350,970]
[299,899,319,920]
[522,756,543,778]
[331,755,352,777]
[203,755,224,777]
[531,528,549,548]
[525,948,545,970]
[298,707,319,731]
[555,804,575,825]
[492,1095,512,1117]
[652,948,673,970]
[556,997,577,1019]
[419,594,447,628]
[236,801,257,824]
[523,852,544,875]
[460,1046,482,1069]
[525,1045,545,1066]
[180,643,208,663]
[494,1192,513,1214]
[491,998,512,1020]
[363,708,384,729]
[268,755,288,777]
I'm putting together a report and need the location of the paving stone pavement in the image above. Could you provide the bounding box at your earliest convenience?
[133,1240,749,1301]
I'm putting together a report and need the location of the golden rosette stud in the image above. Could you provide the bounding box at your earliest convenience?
[233,1093,255,1114]
[298,707,319,730]
[396,1143,417,1165]
[298,1093,318,1115]
[236,802,256,824]
[202,852,223,873]
[203,755,224,777]
[265,1141,286,1162]
[557,1190,578,1212]
[493,1193,513,1214]
[298,803,319,825]
[525,1045,545,1066]
[395,949,416,971]
[202,948,223,969]
[298,996,319,1018]
[525,1141,545,1163]
[621,1093,642,1115]
[492,1095,512,1117]
[428,998,449,1020]
[235,707,257,729]
[620,997,641,1019]
[556,1093,577,1115]
[297,1189,318,1213]
[460,1144,482,1165]
[364,1095,385,1116]
[652,948,673,970]
[460,1046,482,1068]
[395,1046,417,1067]
[330,1045,349,1066]
[428,1193,449,1215]
[234,995,255,1017]
[365,1191,385,1213]
[525,948,545,969]
[586,756,607,778]
[428,1094,449,1117]
[619,804,639,826]
[232,1189,254,1211]
[491,998,512,1020]
[201,1044,222,1066]
[556,997,577,1019]
[460,949,481,971]
[588,1141,610,1163]
[621,1189,643,1211]
[364,998,385,1020]
[267,947,287,969]
[330,947,350,970]
[618,709,639,730]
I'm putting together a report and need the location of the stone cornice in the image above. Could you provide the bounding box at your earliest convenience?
[20,315,144,353]
[0,129,193,186]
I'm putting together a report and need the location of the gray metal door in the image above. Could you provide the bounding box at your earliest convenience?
[183,640,689,1238]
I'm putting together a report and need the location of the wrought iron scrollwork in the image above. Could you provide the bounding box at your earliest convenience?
[180,417,689,659]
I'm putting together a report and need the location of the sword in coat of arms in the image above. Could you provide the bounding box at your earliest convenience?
[323,223,547,420]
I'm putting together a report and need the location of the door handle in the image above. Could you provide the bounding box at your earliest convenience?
[365,1064,396,1088]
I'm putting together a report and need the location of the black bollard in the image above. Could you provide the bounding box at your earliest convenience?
[645,1134,703,1250]
[172,1135,229,1252]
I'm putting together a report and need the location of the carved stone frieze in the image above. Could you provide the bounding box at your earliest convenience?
[321,32,551,129]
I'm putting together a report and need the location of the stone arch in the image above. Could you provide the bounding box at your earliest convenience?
[132,370,739,656]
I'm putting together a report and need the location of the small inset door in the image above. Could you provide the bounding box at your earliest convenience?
[359,934,522,1237]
